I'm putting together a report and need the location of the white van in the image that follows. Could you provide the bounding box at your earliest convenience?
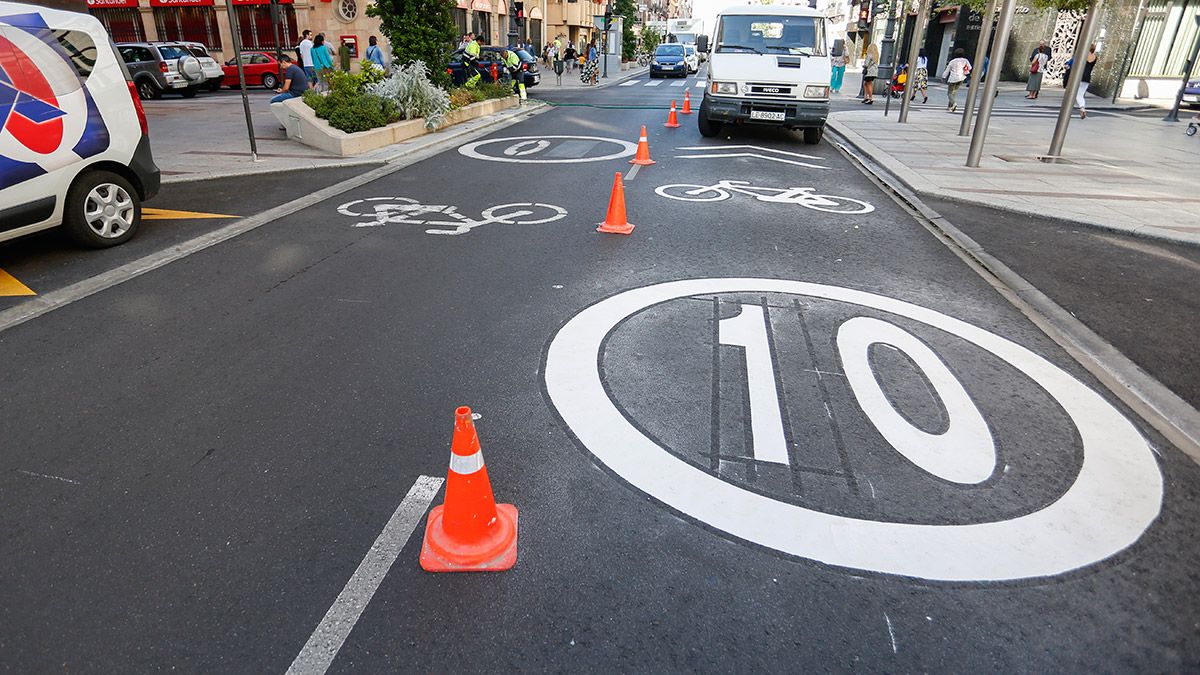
[697,5,831,144]
[0,1,159,247]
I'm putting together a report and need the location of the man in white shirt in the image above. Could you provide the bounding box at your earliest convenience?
[298,29,315,85]
[941,48,971,112]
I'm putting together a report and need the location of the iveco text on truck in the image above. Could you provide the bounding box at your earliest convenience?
[697,5,831,144]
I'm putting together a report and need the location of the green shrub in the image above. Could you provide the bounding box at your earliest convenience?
[448,82,514,108]
[322,93,398,133]
[368,61,451,129]
[325,68,386,96]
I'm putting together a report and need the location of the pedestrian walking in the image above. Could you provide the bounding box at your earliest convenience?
[830,50,846,93]
[311,33,334,91]
[365,35,386,71]
[582,40,598,85]
[269,54,309,105]
[297,29,316,85]
[942,48,971,112]
[1026,43,1049,99]
[462,32,483,88]
[564,43,577,72]
[1074,43,1097,119]
[911,48,929,103]
[862,43,879,104]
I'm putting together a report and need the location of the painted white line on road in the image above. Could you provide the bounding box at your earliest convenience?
[624,163,641,182]
[286,475,444,675]
[645,80,661,87]
[619,80,638,87]
[16,469,80,485]
[693,82,705,88]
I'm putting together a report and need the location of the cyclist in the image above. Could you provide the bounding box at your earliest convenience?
[501,47,527,101]
[463,32,482,88]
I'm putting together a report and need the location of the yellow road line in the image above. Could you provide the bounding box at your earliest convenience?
[0,268,35,297]
[142,207,238,220]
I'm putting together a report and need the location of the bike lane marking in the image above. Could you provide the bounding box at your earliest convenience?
[287,475,443,675]
[543,278,1163,582]
[654,181,875,214]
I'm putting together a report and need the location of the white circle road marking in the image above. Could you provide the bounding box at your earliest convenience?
[457,135,637,163]
[481,202,568,224]
[543,278,1163,582]
[503,140,550,156]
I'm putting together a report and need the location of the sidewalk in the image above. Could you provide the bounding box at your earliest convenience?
[144,90,546,183]
[828,73,1199,245]
[533,63,648,90]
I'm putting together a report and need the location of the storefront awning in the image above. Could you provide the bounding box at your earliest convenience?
[529,6,542,19]
[86,0,140,8]
[149,0,215,6]
[471,0,491,12]
[231,0,294,5]
[496,0,507,15]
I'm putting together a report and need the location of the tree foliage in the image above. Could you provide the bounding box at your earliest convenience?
[367,0,458,88]
[639,25,661,54]
[615,0,638,60]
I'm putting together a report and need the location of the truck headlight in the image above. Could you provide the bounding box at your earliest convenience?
[711,82,738,95]
[804,85,829,98]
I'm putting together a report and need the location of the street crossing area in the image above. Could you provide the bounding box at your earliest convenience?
[621,78,706,88]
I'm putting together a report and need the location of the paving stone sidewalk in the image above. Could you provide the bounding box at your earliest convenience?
[828,75,1199,246]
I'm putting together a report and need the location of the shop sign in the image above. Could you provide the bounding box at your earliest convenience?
[148,0,215,6]
[86,0,140,7]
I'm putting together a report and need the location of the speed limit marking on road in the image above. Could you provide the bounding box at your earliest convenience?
[457,135,637,163]
[543,278,1164,582]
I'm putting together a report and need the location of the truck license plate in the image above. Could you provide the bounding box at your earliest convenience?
[750,110,785,121]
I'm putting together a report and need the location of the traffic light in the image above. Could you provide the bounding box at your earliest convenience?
[857,5,870,29]
[513,1,524,23]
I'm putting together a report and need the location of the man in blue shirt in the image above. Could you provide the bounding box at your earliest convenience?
[270,54,310,103]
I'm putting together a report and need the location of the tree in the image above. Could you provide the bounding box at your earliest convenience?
[639,25,661,54]
[368,0,458,88]
[614,0,638,60]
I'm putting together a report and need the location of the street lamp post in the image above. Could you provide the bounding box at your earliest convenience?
[1163,15,1200,122]
[966,0,1017,167]
[899,0,931,123]
[224,0,257,161]
[958,0,999,136]
[1046,0,1104,159]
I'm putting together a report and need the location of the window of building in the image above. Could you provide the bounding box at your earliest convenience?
[473,12,491,43]
[454,8,469,36]
[232,4,298,52]
[153,6,222,51]
[1129,0,1200,77]
[89,7,146,43]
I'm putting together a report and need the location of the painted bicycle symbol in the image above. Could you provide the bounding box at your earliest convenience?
[655,180,875,214]
[336,197,568,236]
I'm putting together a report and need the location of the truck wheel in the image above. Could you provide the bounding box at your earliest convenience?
[698,101,721,138]
[63,171,141,248]
[803,126,824,145]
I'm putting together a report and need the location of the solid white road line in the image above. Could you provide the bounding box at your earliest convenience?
[672,80,686,87]
[286,475,444,675]
[645,80,661,86]
[619,80,638,86]
[693,82,705,88]
[624,164,641,182]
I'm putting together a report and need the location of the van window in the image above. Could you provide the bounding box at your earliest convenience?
[120,45,152,63]
[716,15,826,56]
[156,45,191,61]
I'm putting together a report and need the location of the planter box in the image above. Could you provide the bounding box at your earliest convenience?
[273,95,519,157]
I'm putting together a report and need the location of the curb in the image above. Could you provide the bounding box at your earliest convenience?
[161,101,549,185]
[828,127,1200,464]
[826,116,1200,248]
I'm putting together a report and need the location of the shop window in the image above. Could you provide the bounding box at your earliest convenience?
[472,11,490,43]
[454,8,469,36]
[232,5,297,52]
[153,7,222,51]
[89,7,146,43]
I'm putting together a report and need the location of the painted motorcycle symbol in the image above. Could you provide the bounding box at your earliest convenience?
[336,197,567,236]
[655,180,875,214]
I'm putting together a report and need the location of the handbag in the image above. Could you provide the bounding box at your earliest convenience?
[1030,58,1040,74]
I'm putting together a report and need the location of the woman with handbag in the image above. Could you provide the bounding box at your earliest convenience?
[861,43,879,104]
[1026,44,1049,99]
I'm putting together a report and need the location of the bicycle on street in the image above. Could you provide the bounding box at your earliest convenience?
[654,180,874,214]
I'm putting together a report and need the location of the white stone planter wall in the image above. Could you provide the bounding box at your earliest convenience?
[272,95,520,157]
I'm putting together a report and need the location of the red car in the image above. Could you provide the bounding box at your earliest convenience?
[221,51,284,89]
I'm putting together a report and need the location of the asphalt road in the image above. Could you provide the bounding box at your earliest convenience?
[0,75,1197,672]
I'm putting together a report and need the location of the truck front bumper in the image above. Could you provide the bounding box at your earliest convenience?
[703,93,829,128]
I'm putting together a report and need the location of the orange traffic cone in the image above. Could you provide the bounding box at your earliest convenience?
[664,101,680,128]
[629,125,655,166]
[420,406,518,572]
[597,172,635,235]
[681,91,693,114]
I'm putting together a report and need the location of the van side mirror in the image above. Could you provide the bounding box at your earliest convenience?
[697,35,709,53]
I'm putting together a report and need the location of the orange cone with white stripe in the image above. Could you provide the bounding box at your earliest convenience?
[665,100,680,128]
[596,172,635,235]
[681,91,693,114]
[420,406,518,572]
[629,125,655,165]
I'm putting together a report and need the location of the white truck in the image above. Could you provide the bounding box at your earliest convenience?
[666,17,705,60]
[696,5,831,144]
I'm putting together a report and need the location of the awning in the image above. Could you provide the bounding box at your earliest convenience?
[86,0,140,8]
[149,0,215,6]
[457,0,471,8]
[529,6,542,19]
[471,0,491,11]
[231,0,294,4]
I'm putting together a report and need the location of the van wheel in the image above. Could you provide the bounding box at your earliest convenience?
[697,101,721,138]
[181,86,198,98]
[137,78,160,100]
[64,171,141,248]
[803,126,824,145]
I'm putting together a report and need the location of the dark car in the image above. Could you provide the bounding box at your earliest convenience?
[222,51,284,89]
[650,43,687,78]
[1184,78,1199,108]
[117,42,206,99]
[447,46,541,88]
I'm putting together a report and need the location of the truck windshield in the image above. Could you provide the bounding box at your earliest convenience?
[716,15,826,56]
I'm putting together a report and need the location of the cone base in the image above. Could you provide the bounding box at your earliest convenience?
[629,158,656,165]
[680,111,692,115]
[597,221,635,235]
[664,122,680,128]
[419,503,518,572]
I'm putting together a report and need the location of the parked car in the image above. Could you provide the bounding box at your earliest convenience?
[182,41,225,91]
[222,51,284,89]
[117,41,206,99]
[447,46,541,88]
[1184,78,1200,108]
[1,1,159,248]
[650,43,687,78]
[684,45,699,73]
